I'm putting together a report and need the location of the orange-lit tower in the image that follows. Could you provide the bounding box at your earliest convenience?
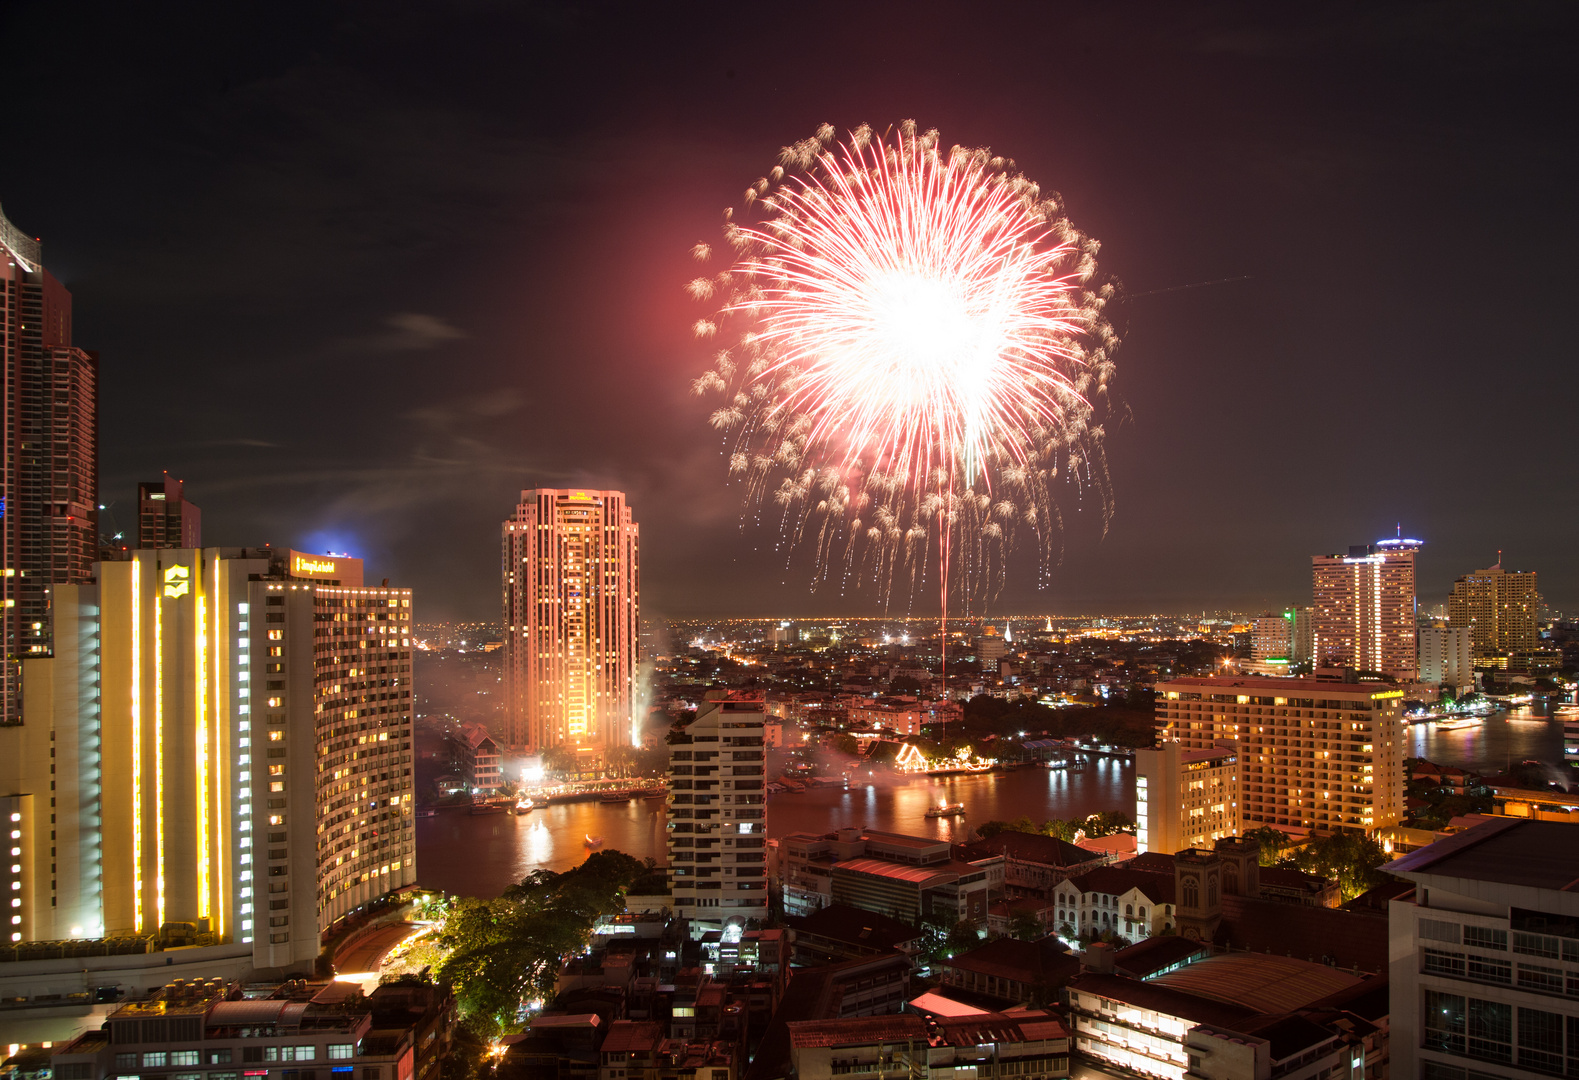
[502,489,640,754]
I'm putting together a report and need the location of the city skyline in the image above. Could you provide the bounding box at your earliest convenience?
[1,6,1574,621]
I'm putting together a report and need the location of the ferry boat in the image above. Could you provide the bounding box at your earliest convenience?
[515,798,535,813]
[925,802,966,818]
[1432,716,1478,730]
[415,807,437,818]
[584,834,605,848]
[601,792,633,804]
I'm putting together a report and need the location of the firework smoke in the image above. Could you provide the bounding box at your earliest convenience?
[691,121,1118,611]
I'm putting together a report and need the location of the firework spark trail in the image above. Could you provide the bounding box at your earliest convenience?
[691,120,1119,644]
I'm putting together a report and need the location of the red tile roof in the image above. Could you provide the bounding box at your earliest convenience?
[787,1015,927,1048]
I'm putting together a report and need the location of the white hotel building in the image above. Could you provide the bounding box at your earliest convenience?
[1,548,414,973]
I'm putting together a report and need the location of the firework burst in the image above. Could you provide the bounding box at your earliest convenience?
[691,120,1119,613]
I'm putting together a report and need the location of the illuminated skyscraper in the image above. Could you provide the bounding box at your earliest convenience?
[0,202,99,723]
[1311,537,1421,680]
[1447,562,1539,661]
[0,547,415,968]
[502,488,640,753]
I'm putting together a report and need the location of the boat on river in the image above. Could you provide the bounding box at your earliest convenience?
[584,834,605,848]
[925,802,966,818]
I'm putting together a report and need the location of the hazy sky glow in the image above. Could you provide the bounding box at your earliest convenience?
[4,2,1574,621]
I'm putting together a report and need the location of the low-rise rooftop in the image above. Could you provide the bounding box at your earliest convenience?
[1149,952,1361,1014]
[1384,817,1579,892]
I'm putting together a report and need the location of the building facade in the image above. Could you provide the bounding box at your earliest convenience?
[50,977,454,1080]
[1,202,99,724]
[666,691,768,930]
[1135,741,1240,855]
[1312,538,1422,680]
[137,475,202,548]
[1418,625,1474,694]
[780,828,997,924]
[1251,613,1292,660]
[1447,564,1539,661]
[0,547,415,968]
[1386,818,1579,1080]
[502,489,639,753]
[1154,674,1406,833]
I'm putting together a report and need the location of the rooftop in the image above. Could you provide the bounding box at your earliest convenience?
[958,831,1101,868]
[1150,952,1361,1014]
[1067,865,1175,904]
[1156,675,1397,698]
[1384,817,1579,891]
[833,858,954,886]
[785,904,922,949]
[788,1015,927,1048]
[934,1013,1068,1046]
[939,937,1080,987]
[599,1021,664,1053]
[1111,936,1209,978]
[1216,894,1389,973]
[1068,972,1258,1028]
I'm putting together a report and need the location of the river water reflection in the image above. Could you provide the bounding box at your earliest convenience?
[414,758,1135,899]
[414,706,1569,900]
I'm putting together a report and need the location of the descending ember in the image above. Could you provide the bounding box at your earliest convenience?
[690,120,1119,612]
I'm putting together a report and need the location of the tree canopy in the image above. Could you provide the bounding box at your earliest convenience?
[431,850,653,1037]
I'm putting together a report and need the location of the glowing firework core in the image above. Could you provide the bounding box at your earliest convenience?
[692,120,1117,609]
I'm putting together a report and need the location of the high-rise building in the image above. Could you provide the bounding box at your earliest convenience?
[1250,612,1292,660]
[666,690,768,931]
[0,547,415,968]
[1311,536,1421,679]
[1134,740,1241,854]
[1386,818,1579,1080]
[1155,673,1406,833]
[1290,605,1314,666]
[137,474,201,548]
[1447,562,1539,660]
[1418,624,1473,693]
[502,488,640,753]
[1,202,99,723]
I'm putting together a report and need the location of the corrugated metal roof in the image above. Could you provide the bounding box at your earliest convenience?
[207,1000,289,1027]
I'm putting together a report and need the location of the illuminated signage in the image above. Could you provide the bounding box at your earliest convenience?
[292,554,339,577]
[163,564,190,598]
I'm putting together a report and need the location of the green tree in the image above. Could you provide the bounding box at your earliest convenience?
[541,745,579,778]
[433,849,651,1037]
[945,919,982,956]
[1244,825,1295,866]
[1007,909,1044,941]
[1041,818,1080,842]
[1295,832,1390,901]
[1084,811,1135,838]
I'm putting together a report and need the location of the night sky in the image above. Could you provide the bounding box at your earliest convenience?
[4,3,1574,621]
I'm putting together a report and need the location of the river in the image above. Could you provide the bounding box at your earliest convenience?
[413,706,1570,900]
[414,757,1136,898]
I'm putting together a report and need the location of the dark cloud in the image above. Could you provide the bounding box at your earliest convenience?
[4,1,1576,620]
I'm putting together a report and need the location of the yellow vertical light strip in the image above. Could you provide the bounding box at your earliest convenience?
[131,561,143,935]
[155,577,166,931]
[195,567,209,921]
